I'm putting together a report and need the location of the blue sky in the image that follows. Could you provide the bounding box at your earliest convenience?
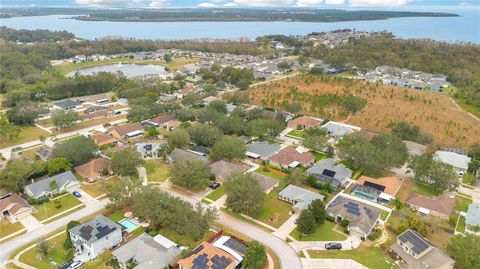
[2,0,480,9]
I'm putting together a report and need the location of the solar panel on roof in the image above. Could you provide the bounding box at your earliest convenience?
[79,225,94,240]
[185,245,204,258]
[322,169,336,177]
[398,230,431,254]
[211,255,233,269]
[95,225,117,239]
[192,253,209,269]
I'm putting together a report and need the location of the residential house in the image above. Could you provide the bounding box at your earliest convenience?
[110,122,144,140]
[321,121,360,138]
[112,233,182,269]
[278,184,325,212]
[209,160,245,181]
[24,171,80,199]
[35,146,55,161]
[0,192,33,223]
[326,195,381,238]
[287,116,322,130]
[92,132,118,147]
[356,176,403,202]
[465,203,480,236]
[306,158,353,189]
[245,141,281,160]
[404,141,427,156]
[69,215,123,261]
[53,99,83,110]
[389,230,454,269]
[177,241,237,269]
[225,104,238,114]
[250,172,279,194]
[269,146,314,169]
[211,236,247,266]
[406,193,455,219]
[202,96,218,106]
[74,157,112,182]
[135,143,165,159]
[148,114,177,129]
[166,148,208,164]
[433,150,471,173]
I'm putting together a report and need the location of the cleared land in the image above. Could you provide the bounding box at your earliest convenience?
[249,75,480,148]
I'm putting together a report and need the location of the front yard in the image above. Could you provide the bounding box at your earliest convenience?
[0,219,24,239]
[0,125,50,149]
[456,215,466,233]
[32,194,83,221]
[255,192,293,229]
[455,195,473,212]
[290,220,347,241]
[206,185,225,201]
[19,233,68,269]
[286,129,305,139]
[144,160,171,183]
[80,176,121,198]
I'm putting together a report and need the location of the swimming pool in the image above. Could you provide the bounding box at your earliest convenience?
[352,191,377,202]
[119,219,139,231]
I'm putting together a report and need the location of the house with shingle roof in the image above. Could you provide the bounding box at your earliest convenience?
[356,176,403,201]
[110,122,144,140]
[465,203,480,236]
[53,99,83,110]
[148,114,177,127]
[306,158,353,189]
[269,146,314,169]
[74,157,112,182]
[433,150,471,172]
[0,191,33,223]
[321,121,360,138]
[250,172,279,194]
[92,132,118,147]
[112,233,182,269]
[35,145,55,161]
[406,193,455,219]
[69,214,123,261]
[287,116,322,130]
[167,148,208,164]
[177,241,236,269]
[209,160,246,181]
[278,184,324,212]
[389,230,454,269]
[245,141,281,160]
[24,171,80,199]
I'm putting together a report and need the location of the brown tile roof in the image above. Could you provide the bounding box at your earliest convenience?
[74,157,111,179]
[407,194,455,216]
[356,176,403,196]
[287,116,321,129]
[92,132,118,146]
[111,122,143,136]
[269,146,314,167]
[150,114,177,125]
[0,192,32,215]
[209,160,246,180]
[177,242,235,269]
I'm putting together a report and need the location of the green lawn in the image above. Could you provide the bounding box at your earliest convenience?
[255,192,293,228]
[109,211,125,222]
[32,194,83,221]
[462,172,477,185]
[19,233,68,269]
[455,195,473,212]
[80,176,121,198]
[155,227,215,249]
[380,210,390,221]
[82,252,112,269]
[457,215,466,233]
[206,185,225,201]
[286,130,305,139]
[311,151,328,162]
[308,244,395,269]
[255,166,287,190]
[0,125,50,149]
[0,219,24,239]
[290,221,347,241]
[144,160,171,182]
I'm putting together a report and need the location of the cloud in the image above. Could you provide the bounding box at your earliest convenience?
[325,0,344,5]
[296,0,322,7]
[209,0,225,3]
[74,0,130,6]
[348,0,410,7]
[232,0,295,7]
[223,2,238,6]
[459,1,469,6]
[149,0,169,7]
[197,2,219,7]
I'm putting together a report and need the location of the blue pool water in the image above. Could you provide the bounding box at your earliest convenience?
[119,219,138,231]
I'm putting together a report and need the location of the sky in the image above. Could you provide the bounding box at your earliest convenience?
[2,0,480,9]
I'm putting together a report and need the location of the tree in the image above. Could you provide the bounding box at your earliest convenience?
[411,155,458,192]
[53,136,97,166]
[214,115,246,136]
[286,168,308,185]
[391,121,432,144]
[242,241,267,269]
[163,53,172,62]
[210,136,246,161]
[277,61,292,71]
[308,199,326,225]
[111,148,143,177]
[302,135,328,152]
[296,209,316,234]
[188,123,222,147]
[0,113,20,140]
[469,142,480,160]
[51,109,79,129]
[447,235,480,269]
[208,100,227,114]
[0,159,46,192]
[167,128,190,150]
[6,101,48,124]
[224,172,265,216]
[170,160,212,190]
[37,240,49,256]
[286,102,302,114]
[47,158,72,175]
[408,218,429,236]
[106,177,142,207]
[247,119,285,139]
[49,179,58,191]
[342,95,367,114]
[64,220,81,250]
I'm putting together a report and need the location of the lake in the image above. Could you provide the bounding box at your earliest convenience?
[1,10,479,43]
[66,63,166,78]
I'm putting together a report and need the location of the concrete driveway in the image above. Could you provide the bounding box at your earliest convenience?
[19,215,43,232]
[301,258,368,269]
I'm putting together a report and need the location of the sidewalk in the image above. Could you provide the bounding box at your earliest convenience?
[272,213,298,240]
[301,258,369,269]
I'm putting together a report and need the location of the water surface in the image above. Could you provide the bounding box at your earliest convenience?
[66,63,165,78]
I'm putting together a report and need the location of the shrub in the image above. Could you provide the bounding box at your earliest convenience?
[367,228,382,241]
[343,227,350,234]
[340,219,350,227]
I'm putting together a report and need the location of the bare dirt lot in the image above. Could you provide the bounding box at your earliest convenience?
[249,75,480,149]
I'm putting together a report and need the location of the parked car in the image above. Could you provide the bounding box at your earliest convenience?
[58,260,74,269]
[72,191,82,198]
[208,182,221,189]
[325,242,342,250]
[69,260,83,269]
[103,122,111,127]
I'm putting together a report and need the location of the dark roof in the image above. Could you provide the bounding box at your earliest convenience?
[69,214,121,244]
[397,230,431,255]
[190,145,210,155]
[53,99,82,109]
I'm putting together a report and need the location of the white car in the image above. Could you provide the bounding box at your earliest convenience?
[69,260,83,269]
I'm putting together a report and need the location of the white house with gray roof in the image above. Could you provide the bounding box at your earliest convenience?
[321,121,360,138]
[433,150,471,172]
[306,158,353,189]
[245,141,281,160]
[465,202,480,236]
[278,184,324,212]
[69,214,123,261]
[53,99,83,110]
[24,171,80,199]
[112,233,182,269]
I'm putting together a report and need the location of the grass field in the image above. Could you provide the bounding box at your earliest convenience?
[249,75,480,148]
[457,215,466,233]
[396,179,439,203]
[206,185,225,201]
[0,219,24,239]
[311,151,328,162]
[290,221,347,241]
[32,194,83,221]
[144,160,171,182]
[0,125,50,149]
[51,114,126,135]
[455,195,473,212]
[286,130,305,139]
[19,233,68,269]
[255,192,293,229]
[307,243,395,269]
[80,176,121,198]
[83,252,112,269]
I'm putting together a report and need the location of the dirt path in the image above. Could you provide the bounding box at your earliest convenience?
[446,96,480,123]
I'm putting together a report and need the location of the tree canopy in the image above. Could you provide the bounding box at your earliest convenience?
[242,241,267,269]
[447,234,480,269]
[210,136,246,161]
[224,172,265,216]
[53,136,98,166]
[170,159,212,190]
[111,148,144,177]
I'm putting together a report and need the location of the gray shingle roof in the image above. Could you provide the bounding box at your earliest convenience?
[209,160,245,180]
[70,214,121,244]
[246,141,280,159]
[250,172,279,193]
[321,122,355,137]
[24,171,79,198]
[53,99,82,109]
[307,158,352,188]
[466,202,480,227]
[278,184,324,211]
[433,150,471,170]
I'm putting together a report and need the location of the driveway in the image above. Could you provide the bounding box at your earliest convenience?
[458,185,480,202]
[301,258,368,269]
[19,215,43,232]
[76,190,98,205]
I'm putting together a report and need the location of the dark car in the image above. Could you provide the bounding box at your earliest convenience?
[325,242,342,250]
[102,122,111,127]
[208,182,221,190]
[72,191,82,198]
[58,260,74,269]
